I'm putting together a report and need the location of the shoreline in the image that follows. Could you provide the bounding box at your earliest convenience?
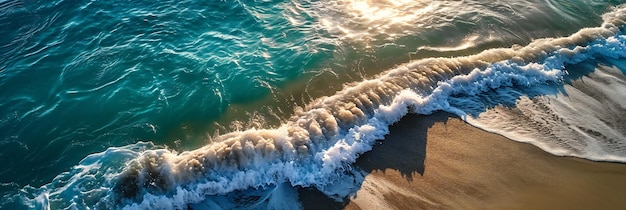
[300,111,626,209]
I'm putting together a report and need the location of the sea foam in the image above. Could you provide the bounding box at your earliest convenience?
[23,5,626,209]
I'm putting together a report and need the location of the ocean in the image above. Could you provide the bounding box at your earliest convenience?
[1,0,625,209]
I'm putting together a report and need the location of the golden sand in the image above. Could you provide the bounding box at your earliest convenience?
[300,112,626,209]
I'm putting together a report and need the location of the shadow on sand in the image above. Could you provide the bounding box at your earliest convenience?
[298,112,456,209]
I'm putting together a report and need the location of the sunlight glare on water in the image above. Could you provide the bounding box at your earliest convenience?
[317,0,440,46]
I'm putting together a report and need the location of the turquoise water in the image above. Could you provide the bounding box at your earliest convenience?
[1,0,626,209]
[1,0,331,187]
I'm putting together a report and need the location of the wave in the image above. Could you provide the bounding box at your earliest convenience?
[17,4,626,209]
[460,58,626,161]
[0,0,333,188]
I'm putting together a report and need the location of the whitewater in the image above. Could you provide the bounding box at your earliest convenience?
[7,4,625,209]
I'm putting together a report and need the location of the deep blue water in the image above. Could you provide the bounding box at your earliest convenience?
[1,0,626,209]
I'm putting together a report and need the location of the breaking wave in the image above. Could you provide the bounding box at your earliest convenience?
[17,4,626,209]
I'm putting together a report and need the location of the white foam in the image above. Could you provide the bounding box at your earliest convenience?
[463,60,626,162]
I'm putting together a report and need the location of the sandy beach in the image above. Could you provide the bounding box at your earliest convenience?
[299,112,626,209]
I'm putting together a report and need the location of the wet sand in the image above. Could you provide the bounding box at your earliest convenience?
[300,111,626,209]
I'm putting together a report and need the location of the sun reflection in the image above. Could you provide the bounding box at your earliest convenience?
[316,0,441,46]
[350,0,397,23]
